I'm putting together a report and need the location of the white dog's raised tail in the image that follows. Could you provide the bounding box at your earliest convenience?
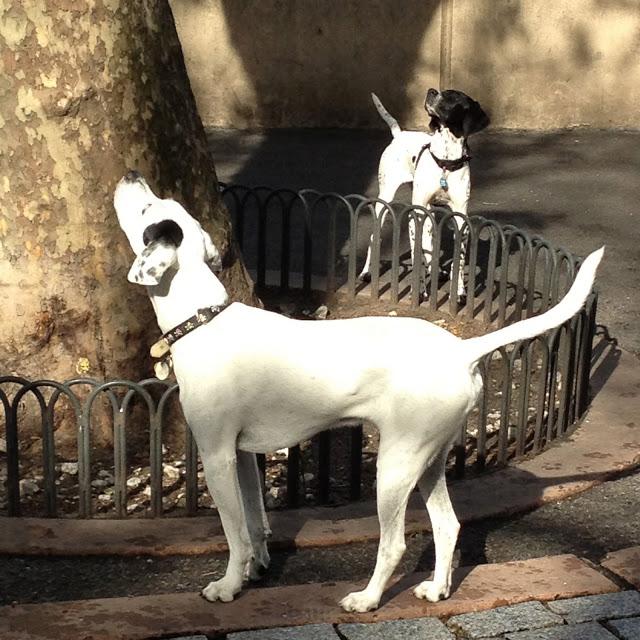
[463,247,604,365]
[372,93,401,138]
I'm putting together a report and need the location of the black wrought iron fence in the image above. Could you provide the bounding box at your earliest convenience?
[0,186,598,519]
[222,185,583,326]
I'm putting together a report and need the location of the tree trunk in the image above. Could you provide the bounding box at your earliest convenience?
[0,1,256,457]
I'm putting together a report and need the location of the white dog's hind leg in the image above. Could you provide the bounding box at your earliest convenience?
[359,200,389,280]
[359,154,411,281]
[413,451,460,602]
[237,450,271,580]
[200,449,253,602]
[340,444,425,612]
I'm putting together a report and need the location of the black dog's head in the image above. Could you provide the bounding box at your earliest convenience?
[425,88,490,139]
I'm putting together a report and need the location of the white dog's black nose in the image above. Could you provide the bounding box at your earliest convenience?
[123,169,144,183]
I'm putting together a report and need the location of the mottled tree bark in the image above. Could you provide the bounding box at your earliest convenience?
[0,1,256,454]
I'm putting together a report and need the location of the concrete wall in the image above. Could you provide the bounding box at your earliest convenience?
[170,0,640,130]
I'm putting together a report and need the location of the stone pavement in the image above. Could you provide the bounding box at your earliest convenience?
[169,591,640,640]
[223,591,640,640]
[2,549,639,639]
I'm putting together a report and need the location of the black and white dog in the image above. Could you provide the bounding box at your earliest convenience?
[360,89,489,300]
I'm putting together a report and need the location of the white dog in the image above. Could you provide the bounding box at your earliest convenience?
[360,89,489,301]
[114,171,602,613]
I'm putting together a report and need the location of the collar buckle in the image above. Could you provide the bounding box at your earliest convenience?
[150,337,170,359]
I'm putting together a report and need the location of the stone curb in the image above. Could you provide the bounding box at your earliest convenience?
[1,350,638,557]
[0,554,621,640]
[601,547,640,589]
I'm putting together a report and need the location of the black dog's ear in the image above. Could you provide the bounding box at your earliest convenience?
[463,99,490,137]
[143,219,184,248]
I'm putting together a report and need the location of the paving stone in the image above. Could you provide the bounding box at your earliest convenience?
[338,617,454,639]
[606,616,640,640]
[447,601,563,638]
[504,622,617,639]
[547,590,640,623]
[226,623,337,640]
[601,547,640,588]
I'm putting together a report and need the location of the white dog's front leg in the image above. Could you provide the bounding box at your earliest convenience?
[200,450,253,603]
[408,210,434,295]
[447,180,470,300]
[237,450,271,580]
[451,215,469,300]
[420,213,435,271]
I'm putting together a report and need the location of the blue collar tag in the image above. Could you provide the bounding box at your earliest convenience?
[440,174,449,191]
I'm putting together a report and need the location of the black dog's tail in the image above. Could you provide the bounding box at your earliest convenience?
[371,93,401,138]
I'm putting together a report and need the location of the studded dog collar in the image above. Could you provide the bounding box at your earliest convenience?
[150,304,229,359]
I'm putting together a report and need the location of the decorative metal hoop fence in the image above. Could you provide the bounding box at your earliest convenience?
[0,186,598,519]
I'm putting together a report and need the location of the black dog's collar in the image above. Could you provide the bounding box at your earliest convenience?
[150,304,228,358]
[415,142,471,172]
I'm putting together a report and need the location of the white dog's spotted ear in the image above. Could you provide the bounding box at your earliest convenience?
[127,241,177,285]
[127,220,183,286]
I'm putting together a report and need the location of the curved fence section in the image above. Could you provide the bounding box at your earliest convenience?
[221,184,583,327]
[0,186,598,518]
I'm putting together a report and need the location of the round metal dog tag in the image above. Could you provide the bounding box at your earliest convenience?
[154,359,171,380]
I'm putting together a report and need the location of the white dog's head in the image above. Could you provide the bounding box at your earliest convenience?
[114,171,222,287]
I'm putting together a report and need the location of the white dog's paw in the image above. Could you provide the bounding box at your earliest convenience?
[413,579,450,602]
[201,577,240,603]
[340,589,380,613]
